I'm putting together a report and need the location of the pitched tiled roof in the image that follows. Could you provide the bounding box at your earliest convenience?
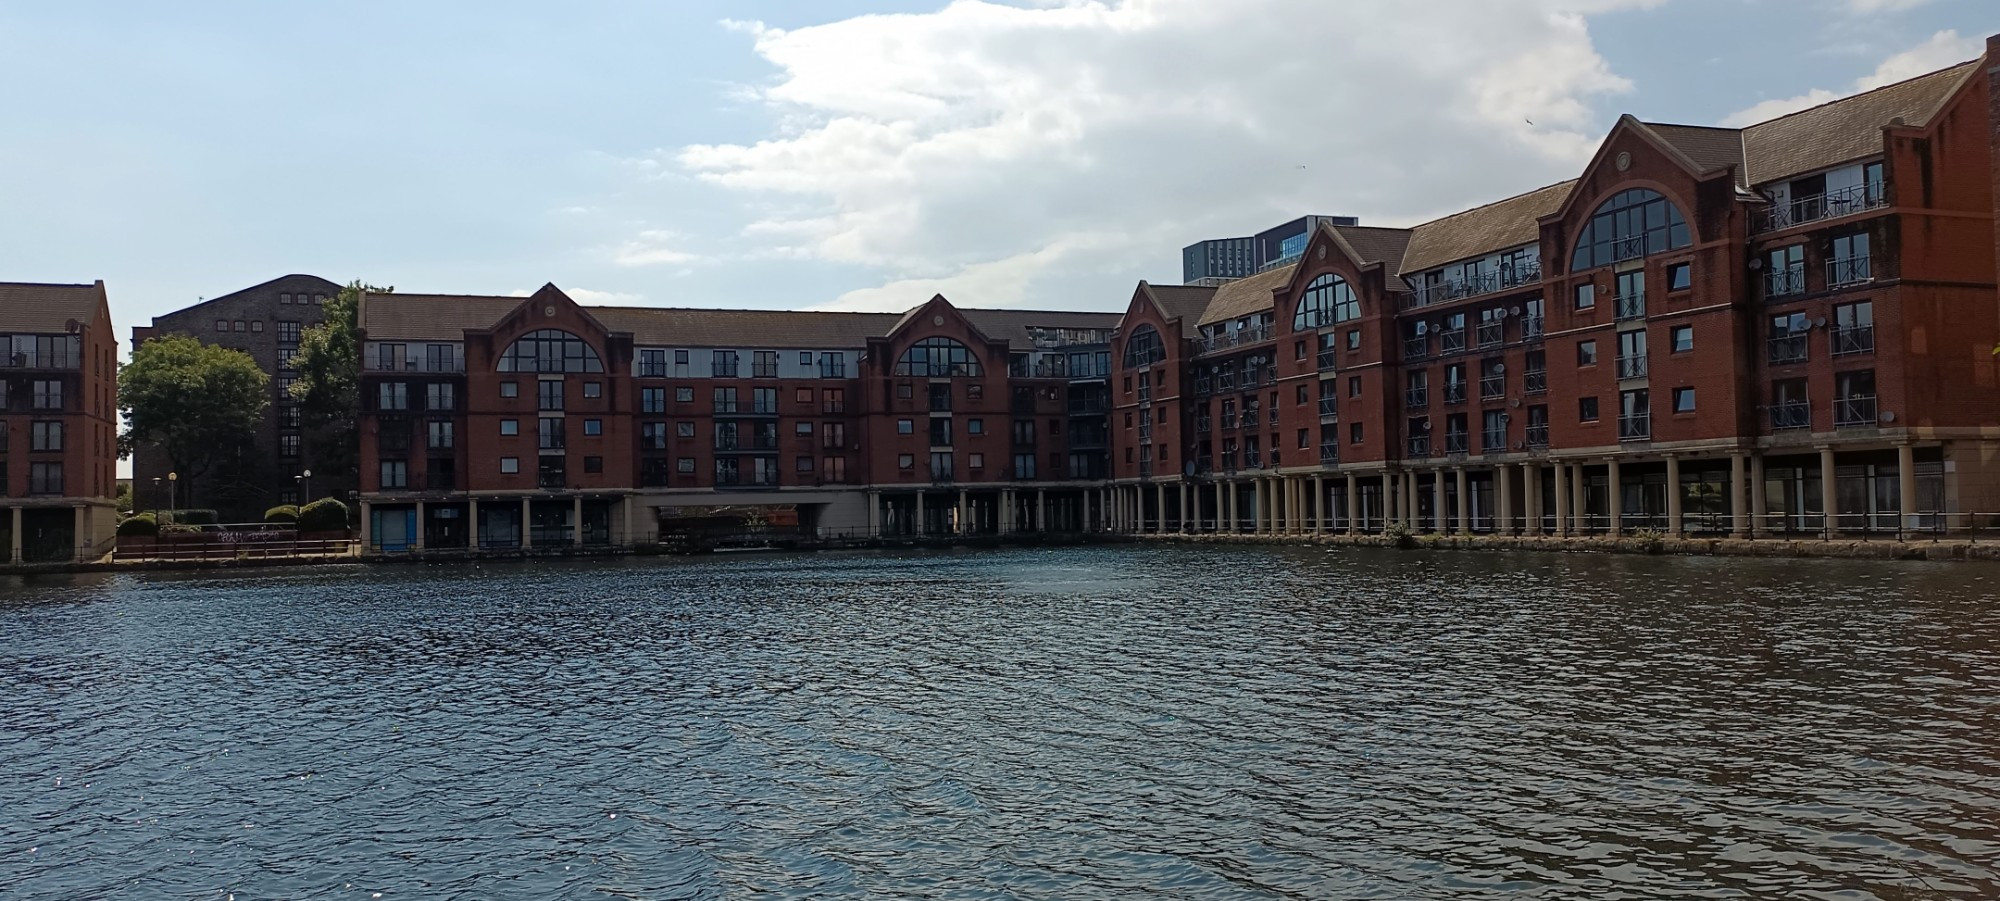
[1329,225,1413,282]
[1398,181,1576,276]
[1741,60,1976,185]
[1640,122,1746,184]
[359,292,1121,350]
[1195,263,1294,327]
[1143,283,1218,322]
[0,281,105,333]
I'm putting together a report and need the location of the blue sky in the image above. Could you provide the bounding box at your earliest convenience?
[3,0,1994,343]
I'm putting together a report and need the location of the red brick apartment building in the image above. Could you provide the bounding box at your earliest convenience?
[1108,40,2000,539]
[356,40,2000,550]
[0,282,120,563]
[354,288,1120,550]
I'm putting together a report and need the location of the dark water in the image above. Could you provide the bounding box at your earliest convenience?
[3,547,1999,900]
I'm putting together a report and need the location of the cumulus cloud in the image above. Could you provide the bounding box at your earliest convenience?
[1722,29,1979,127]
[1847,0,1931,13]
[654,0,1654,310]
[611,229,706,267]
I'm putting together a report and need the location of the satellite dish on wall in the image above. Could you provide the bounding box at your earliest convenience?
[1881,411,1897,423]
[64,318,80,334]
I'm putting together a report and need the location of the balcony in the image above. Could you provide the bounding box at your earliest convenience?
[819,362,848,378]
[1523,370,1547,394]
[1832,325,1875,357]
[1827,255,1873,289]
[1614,294,1645,321]
[1319,444,1339,465]
[1316,349,1337,372]
[1403,261,1543,309]
[426,471,457,492]
[537,469,567,490]
[714,437,741,451]
[1753,181,1889,233]
[1835,395,1878,428]
[1318,398,1338,418]
[638,363,669,378]
[1476,322,1504,348]
[1194,417,1212,435]
[1443,383,1467,405]
[1405,388,1428,408]
[711,364,740,378]
[1194,377,1212,395]
[1403,337,1430,361]
[752,363,779,379]
[1765,265,1805,299]
[1618,414,1651,441]
[1770,401,1811,431]
[751,402,779,416]
[930,465,955,483]
[366,356,463,373]
[1244,449,1262,468]
[1767,335,1808,365]
[1479,376,1504,400]
[1406,435,1431,458]
[1521,316,1544,340]
[1616,355,1648,380]
[1239,410,1258,429]
[1268,406,1280,425]
[1199,324,1274,353]
[1443,432,1469,456]
[1526,424,1549,449]
[1482,430,1506,454]
[1440,329,1467,355]
[2,352,77,369]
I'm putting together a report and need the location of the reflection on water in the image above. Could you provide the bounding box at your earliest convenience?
[3,547,1998,899]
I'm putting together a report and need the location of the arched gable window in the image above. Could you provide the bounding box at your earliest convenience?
[1570,188,1691,271]
[498,329,603,373]
[895,337,982,377]
[1122,324,1165,369]
[1294,275,1360,330]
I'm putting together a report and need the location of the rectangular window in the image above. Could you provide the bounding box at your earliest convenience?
[30,421,62,451]
[795,421,814,436]
[1673,387,1695,413]
[1616,330,1647,379]
[898,419,916,435]
[678,457,696,473]
[822,457,848,482]
[677,421,696,438]
[753,386,778,414]
[641,422,668,450]
[967,418,984,435]
[711,350,740,378]
[929,418,953,447]
[897,383,914,399]
[641,387,666,413]
[821,422,846,448]
[380,460,408,488]
[378,382,408,411]
[898,453,915,471]
[585,456,603,474]
[28,462,62,495]
[425,383,454,412]
[1833,301,1875,356]
[675,386,694,403]
[1348,376,1362,398]
[795,387,814,404]
[638,349,668,378]
[796,455,814,473]
[427,421,454,450]
[583,381,602,399]
[969,452,985,470]
[823,388,846,413]
[583,419,602,436]
[1350,422,1363,444]
[538,380,564,411]
[1579,397,1599,422]
[500,419,519,436]
[713,387,738,413]
[279,433,302,457]
[1667,262,1691,291]
[1577,340,1597,366]
[1574,283,1595,310]
[538,418,566,450]
[1670,325,1693,353]
[500,381,519,398]
[819,352,847,378]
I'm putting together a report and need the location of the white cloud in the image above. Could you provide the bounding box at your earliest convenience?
[1847,0,1931,14]
[657,0,1654,310]
[1722,29,1979,127]
[611,229,705,267]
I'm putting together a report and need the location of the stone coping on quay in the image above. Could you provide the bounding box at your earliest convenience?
[1137,531,2000,561]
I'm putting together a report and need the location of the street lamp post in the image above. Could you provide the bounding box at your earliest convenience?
[167,472,178,520]
[295,469,312,505]
[151,477,162,515]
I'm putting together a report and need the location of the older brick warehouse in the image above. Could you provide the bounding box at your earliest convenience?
[0,281,120,563]
[353,40,2000,549]
[130,274,344,519]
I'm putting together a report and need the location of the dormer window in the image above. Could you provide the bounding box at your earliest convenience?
[1571,189,1690,271]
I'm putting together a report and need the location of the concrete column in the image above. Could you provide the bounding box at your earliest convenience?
[1038,489,1048,533]
[469,498,481,548]
[1665,455,1683,537]
[1152,483,1164,534]
[1432,471,1447,534]
[1378,473,1392,529]
[1000,490,1013,534]
[1346,473,1360,534]
[1180,484,1192,535]
[1819,447,1838,538]
[571,496,584,547]
[1525,464,1543,536]
[519,498,531,548]
[8,506,19,564]
[1314,474,1326,535]
[1606,459,1622,535]
[1248,479,1262,534]
[70,506,85,562]
[1552,463,1569,537]
[360,500,374,549]
[1496,466,1514,535]
[957,489,969,535]
[1729,453,1748,537]
[1455,467,1471,534]
[1750,454,1768,538]
[619,497,633,545]
[867,491,882,537]
[1898,443,1919,538]
[415,501,427,551]
[1406,473,1419,529]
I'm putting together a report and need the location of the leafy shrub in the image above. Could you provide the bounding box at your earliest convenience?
[161,524,202,535]
[1382,522,1416,549]
[1631,528,1668,555]
[117,513,160,537]
[297,498,350,533]
[167,509,219,526]
[263,505,300,525]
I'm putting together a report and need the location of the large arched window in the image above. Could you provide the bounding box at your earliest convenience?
[1123,324,1165,369]
[498,329,604,373]
[1294,275,1360,330]
[895,337,982,377]
[1571,189,1691,271]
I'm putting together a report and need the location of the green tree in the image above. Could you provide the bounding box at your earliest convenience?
[288,281,386,483]
[119,335,270,506]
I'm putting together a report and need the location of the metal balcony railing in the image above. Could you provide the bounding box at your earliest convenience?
[1479,376,1504,400]
[1403,261,1544,309]
[1405,388,1428,408]
[1444,433,1469,455]
[1765,265,1805,298]
[1440,329,1467,355]
[1443,383,1466,404]
[1194,377,1212,395]
[1618,414,1651,441]
[1753,181,1889,233]
[1524,370,1547,394]
[818,362,847,378]
[1609,234,1649,265]
[1476,323,1504,348]
[1525,425,1549,448]
[1614,294,1645,321]
[1769,401,1811,431]
[1316,350,1337,371]
[1199,324,1274,353]
[1406,435,1431,458]
[1832,325,1875,357]
[1194,417,1211,434]
[1835,395,1878,428]
[1240,410,1258,429]
[1767,335,1807,365]
[1,352,77,369]
[1404,338,1430,360]
[366,356,464,373]
[1318,398,1338,418]
[1521,316,1544,340]
[1827,255,1873,288]
[1616,356,1648,380]
[714,437,740,451]
[1319,444,1339,465]
[1482,430,1506,454]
